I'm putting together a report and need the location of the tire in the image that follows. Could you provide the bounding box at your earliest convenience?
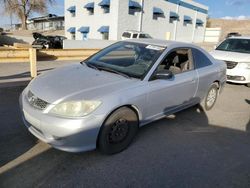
[98,107,138,155]
[246,83,250,87]
[201,83,218,111]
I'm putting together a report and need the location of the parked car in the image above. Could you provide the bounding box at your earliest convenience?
[20,39,226,154]
[32,32,66,49]
[210,36,250,87]
[226,32,241,38]
[121,30,152,40]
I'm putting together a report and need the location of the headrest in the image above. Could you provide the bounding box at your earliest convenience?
[173,55,179,64]
[176,50,188,55]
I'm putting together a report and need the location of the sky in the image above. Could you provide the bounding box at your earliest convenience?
[0,0,250,27]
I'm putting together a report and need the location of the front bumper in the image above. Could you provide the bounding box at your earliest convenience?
[227,68,250,84]
[19,91,105,153]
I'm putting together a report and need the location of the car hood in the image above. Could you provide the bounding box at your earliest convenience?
[29,64,138,104]
[210,50,250,62]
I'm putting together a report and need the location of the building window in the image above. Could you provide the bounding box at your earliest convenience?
[78,26,90,40]
[71,33,76,40]
[84,2,94,15]
[98,26,109,40]
[196,19,204,28]
[153,7,164,20]
[49,22,53,28]
[99,0,110,14]
[67,27,76,40]
[183,15,192,26]
[128,0,141,15]
[103,6,110,13]
[67,6,76,17]
[82,33,88,40]
[169,12,179,23]
[102,33,109,40]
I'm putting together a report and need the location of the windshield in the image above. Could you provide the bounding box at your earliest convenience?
[216,38,250,53]
[84,41,165,79]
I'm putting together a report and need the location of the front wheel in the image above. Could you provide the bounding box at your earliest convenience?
[98,107,138,155]
[201,83,219,111]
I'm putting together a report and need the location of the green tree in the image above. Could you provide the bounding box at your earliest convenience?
[2,0,55,30]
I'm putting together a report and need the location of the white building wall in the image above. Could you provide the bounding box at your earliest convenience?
[117,0,140,40]
[175,6,196,42]
[192,12,207,43]
[65,0,208,43]
[65,0,119,40]
[140,0,177,40]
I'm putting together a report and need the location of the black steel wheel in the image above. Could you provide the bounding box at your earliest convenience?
[98,107,138,154]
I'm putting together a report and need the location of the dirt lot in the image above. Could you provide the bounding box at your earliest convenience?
[0,83,249,188]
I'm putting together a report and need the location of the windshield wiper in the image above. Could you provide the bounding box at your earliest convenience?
[97,66,131,79]
[82,61,100,71]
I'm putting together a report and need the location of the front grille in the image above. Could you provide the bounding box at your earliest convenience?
[27,91,49,110]
[225,61,238,69]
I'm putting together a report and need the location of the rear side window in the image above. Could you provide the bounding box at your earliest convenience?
[139,34,147,38]
[132,34,138,38]
[122,32,131,38]
[192,48,212,69]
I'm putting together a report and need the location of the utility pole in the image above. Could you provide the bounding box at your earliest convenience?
[192,10,198,42]
[173,3,180,41]
[10,12,13,30]
[139,0,144,32]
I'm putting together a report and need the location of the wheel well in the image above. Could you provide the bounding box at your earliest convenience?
[213,81,220,89]
[96,105,140,148]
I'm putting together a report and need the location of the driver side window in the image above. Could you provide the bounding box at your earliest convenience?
[157,48,194,74]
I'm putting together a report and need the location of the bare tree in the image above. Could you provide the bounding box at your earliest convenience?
[2,0,55,30]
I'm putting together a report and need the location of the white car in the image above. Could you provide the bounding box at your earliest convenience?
[210,36,250,87]
[121,31,152,40]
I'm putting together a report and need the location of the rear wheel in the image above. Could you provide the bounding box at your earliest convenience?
[201,83,218,111]
[98,107,138,155]
[246,83,250,87]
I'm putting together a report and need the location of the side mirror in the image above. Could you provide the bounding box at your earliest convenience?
[154,69,173,80]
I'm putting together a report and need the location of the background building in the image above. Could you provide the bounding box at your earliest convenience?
[65,0,208,43]
[27,14,64,31]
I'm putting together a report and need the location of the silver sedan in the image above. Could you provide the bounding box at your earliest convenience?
[20,39,226,154]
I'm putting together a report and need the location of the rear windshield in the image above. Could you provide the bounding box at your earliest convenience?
[122,32,131,38]
[216,38,250,53]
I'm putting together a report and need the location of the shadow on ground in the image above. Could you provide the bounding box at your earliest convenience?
[0,68,52,80]
[0,34,28,46]
[246,99,250,105]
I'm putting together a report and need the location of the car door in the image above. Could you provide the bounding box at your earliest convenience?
[192,47,222,100]
[145,48,199,120]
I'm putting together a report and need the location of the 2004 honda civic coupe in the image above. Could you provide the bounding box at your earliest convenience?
[20,39,226,154]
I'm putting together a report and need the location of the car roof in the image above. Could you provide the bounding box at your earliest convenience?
[125,39,197,48]
[124,30,146,34]
[228,36,250,39]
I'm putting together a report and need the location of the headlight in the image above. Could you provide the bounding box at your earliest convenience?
[49,100,101,117]
[238,63,250,69]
